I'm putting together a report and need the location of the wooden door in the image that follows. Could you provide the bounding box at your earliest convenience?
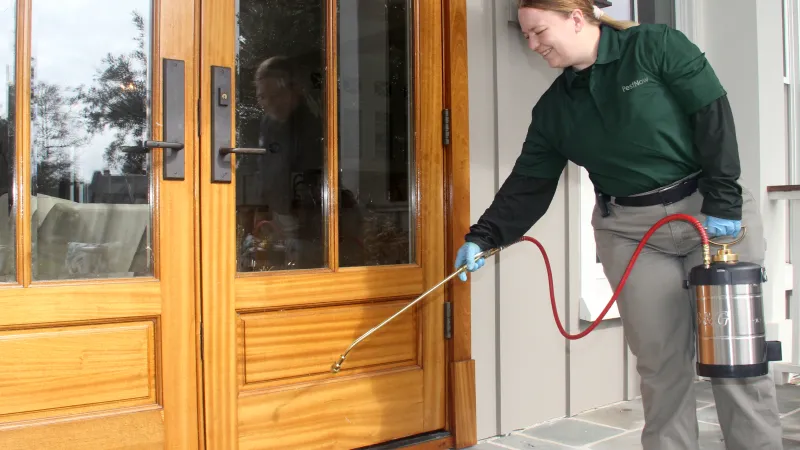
[0,0,199,448]
[198,0,447,448]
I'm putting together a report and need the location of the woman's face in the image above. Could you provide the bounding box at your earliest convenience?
[518,7,587,69]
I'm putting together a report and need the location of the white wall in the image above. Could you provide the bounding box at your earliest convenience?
[467,0,633,439]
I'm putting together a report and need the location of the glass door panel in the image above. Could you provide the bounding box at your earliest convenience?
[0,0,16,283]
[29,0,153,281]
[234,1,327,273]
[338,0,415,268]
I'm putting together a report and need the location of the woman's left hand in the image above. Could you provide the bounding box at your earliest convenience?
[704,216,742,238]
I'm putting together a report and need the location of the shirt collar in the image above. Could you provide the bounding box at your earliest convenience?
[595,25,621,65]
[563,25,620,87]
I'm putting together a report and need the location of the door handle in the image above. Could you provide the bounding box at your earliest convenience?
[120,59,186,180]
[219,147,267,156]
[211,66,266,182]
[211,65,235,183]
[123,140,185,153]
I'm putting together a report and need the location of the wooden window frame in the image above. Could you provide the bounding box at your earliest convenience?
[443,0,476,448]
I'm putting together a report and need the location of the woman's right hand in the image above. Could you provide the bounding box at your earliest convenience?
[455,242,484,282]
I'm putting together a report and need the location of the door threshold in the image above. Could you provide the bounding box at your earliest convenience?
[355,431,452,450]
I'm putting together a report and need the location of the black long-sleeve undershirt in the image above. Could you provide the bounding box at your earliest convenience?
[692,95,743,220]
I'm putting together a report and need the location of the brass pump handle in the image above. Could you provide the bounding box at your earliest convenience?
[707,226,747,264]
[708,226,747,249]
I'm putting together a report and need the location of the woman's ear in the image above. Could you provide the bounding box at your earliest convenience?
[571,8,585,33]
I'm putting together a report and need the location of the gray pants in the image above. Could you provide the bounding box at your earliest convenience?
[591,183,783,450]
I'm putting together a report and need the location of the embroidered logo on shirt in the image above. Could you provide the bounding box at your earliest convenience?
[621,77,650,92]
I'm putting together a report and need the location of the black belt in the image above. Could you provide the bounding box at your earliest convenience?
[596,175,699,216]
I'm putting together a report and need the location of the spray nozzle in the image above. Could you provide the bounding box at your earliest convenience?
[331,355,346,374]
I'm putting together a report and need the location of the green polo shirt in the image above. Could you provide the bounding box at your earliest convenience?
[512,23,731,202]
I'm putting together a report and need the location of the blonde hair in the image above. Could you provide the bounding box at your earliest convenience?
[517,0,639,30]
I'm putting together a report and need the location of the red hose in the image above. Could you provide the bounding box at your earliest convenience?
[519,213,708,340]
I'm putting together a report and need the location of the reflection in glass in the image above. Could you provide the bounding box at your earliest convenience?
[30,0,153,280]
[0,0,16,282]
[234,0,326,272]
[338,0,414,267]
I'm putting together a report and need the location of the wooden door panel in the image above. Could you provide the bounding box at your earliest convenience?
[0,0,199,447]
[237,299,418,388]
[0,282,162,326]
[0,409,166,450]
[237,369,425,450]
[234,266,424,309]
[0,321,157,421]
[200,0,446,448]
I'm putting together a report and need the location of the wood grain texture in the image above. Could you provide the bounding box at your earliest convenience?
[451,360,477,449]
[239,301,417,386]
[191,0,206,447]
[442,0,477,446]
[15,0,31,287]
[0,282,161,328]
[0,322,156,422]
[766,184,800,192]
[0,407,165,450]
[443,0,472,363]
[237,369,424,450]
[417,0,447,431]
[199,0,238,447]
[325,0,339,272]
[158,0,201,446]
[235,265,424,310]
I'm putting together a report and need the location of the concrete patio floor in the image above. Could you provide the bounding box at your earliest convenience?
[464,380,800,449]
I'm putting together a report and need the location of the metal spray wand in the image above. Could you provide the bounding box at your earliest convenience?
[330,246,502,373]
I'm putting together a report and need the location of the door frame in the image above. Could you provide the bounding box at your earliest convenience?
[442,0,476,448]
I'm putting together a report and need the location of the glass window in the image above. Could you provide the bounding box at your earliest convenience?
[0,0,16,283]
[337,0,414,267]
[234,0,326,272]
[232,0,415,272]
[30,0,153,280]
[635,0,675,26]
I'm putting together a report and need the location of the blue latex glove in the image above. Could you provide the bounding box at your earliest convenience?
[455,242,484,282]
[704,216,742,238]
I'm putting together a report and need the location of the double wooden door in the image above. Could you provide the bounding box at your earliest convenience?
[0,0,448,448]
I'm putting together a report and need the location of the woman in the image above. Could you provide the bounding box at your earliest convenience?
[455,1,783,449]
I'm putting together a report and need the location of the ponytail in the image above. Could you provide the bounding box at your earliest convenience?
[592,5,639,30]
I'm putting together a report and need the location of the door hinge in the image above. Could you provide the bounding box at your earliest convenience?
[199,322,204,361]
[444,302,453,339]
[442,108,451,146]
[197,98,201,137]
